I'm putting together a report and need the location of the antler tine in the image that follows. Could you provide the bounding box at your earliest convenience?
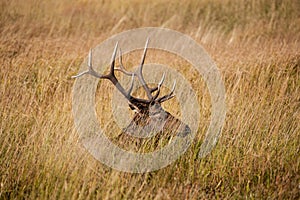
[115,48,135,76]
[140,38,149,69]
[127,74,135,96]
[152,73,165,100]
[108,42,119,76]
[105,42,136,100]
[71,49,104,79]
[71,69,89,78]
[88,48,92,68]
[157,80,176,103]
[158,73,166,87]
[136,38,153,100]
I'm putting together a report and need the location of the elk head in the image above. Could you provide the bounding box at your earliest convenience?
[72,39,191,146]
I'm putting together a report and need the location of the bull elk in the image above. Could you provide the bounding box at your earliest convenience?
[72,39,191,151]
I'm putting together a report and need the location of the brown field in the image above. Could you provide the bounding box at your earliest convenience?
[1,0,299,199]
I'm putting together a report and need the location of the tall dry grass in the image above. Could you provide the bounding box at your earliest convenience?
[0,0,299,199]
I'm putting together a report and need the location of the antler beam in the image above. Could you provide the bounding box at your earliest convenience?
[72,39,176,112]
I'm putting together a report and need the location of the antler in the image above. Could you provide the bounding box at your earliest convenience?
[115,39,176,103]
[72,43,148,105]
[72,39,176,110]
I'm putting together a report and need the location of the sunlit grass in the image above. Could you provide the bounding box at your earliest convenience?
[0,0,299,199]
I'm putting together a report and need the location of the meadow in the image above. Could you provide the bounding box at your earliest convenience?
[0,0,299,199]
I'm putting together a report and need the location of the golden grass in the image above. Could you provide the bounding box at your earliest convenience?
[1,0,299,199]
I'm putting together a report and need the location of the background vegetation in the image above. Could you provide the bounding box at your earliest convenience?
[0,0,299,199]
